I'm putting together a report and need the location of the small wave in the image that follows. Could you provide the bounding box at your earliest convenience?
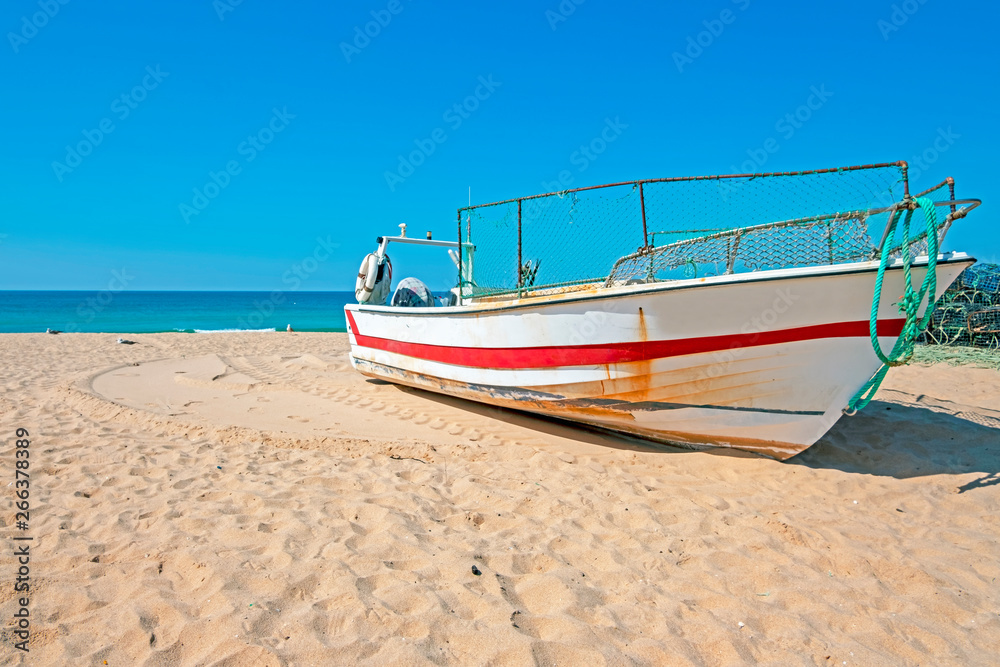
[175,328,278,334]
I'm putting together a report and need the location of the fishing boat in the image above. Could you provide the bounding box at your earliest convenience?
[345,162,980,459]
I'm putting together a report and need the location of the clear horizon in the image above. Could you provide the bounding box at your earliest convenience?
[2,0,997,291]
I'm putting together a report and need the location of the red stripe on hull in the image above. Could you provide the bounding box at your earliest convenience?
[346,310,906,370]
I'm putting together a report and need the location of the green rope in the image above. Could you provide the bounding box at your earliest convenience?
[845,196,939,413]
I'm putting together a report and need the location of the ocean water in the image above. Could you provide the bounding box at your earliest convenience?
[0,291,356,334]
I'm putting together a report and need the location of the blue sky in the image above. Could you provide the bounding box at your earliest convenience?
[1,0,997,290]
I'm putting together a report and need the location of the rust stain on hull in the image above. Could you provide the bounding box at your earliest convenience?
[541,305,792,413]
[353,357,812,461]
[624,306,654,404]
[533,361,784,407]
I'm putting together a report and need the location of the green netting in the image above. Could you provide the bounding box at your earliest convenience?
[458,164,930,299]
[912,343,1000,370]
[923,263,1000,349]
[460,184,644,296]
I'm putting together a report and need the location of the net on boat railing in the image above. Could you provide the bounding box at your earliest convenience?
[903,179,961,258]
[457,162,973,299]
[459,183,645,297]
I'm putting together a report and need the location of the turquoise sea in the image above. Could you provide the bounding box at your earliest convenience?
[0,291,356,334]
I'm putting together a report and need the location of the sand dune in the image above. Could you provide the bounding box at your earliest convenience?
[1,332,998,665]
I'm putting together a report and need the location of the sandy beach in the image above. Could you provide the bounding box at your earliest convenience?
[1,331,998,665]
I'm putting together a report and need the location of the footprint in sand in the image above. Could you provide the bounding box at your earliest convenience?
[287,415,310,423]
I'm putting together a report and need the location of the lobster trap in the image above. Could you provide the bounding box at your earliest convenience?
[924,262,1000,349]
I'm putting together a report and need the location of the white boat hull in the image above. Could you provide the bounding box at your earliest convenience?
[345,255,973,459]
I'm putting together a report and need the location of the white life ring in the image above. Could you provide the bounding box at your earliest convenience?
[355,253,379,303]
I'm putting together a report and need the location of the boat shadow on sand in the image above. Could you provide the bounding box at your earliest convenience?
[385,382,1000,490]
[795,399,1000,490]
